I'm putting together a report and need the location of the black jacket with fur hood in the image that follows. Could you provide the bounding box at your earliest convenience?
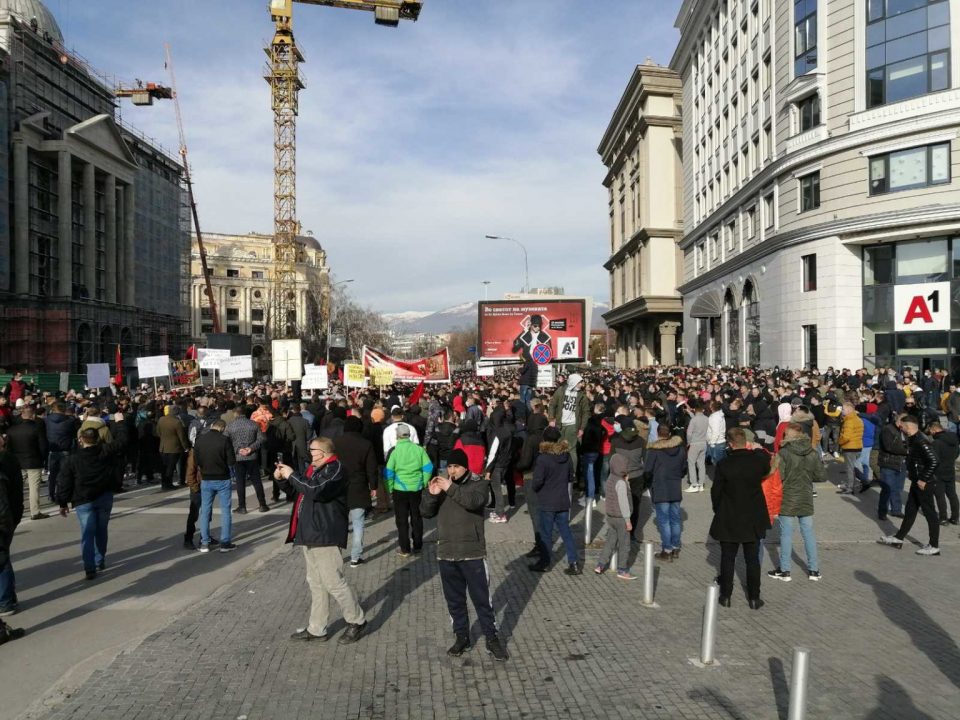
[531,440,573,512]
[643,434,687,503]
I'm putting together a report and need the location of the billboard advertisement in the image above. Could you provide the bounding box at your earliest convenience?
[478,299,588,363]
[362,346,451,383]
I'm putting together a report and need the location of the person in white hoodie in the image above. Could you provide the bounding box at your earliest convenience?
[707,400,727,465]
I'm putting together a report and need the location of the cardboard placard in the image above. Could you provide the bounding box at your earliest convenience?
[171,359,201,389]
[301,364,329,390]
[86,363,111,389]
[371,368,394,386]
[136,355,170,379]
[218,355,254,381]
[536,364,555,388]
[344,363,367,388]
[197,348,231,370]
[271,339,303,381]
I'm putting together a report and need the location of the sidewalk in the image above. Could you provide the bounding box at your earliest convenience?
[23,469,960,720]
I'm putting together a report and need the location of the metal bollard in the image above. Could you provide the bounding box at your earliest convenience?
[584,504,594,546]
[700,584,720,665]
[787,647,810,720]
[609,549,618,573]
[641,542,655,606]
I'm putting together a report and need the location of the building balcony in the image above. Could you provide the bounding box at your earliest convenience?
[784,124,828,155]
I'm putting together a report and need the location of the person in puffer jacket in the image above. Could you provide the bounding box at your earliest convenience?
[528,427,581,575]
[516,401,548,558]
[453,419,486,476]
[643,425,687,560]
[595,454,634,579]
[385,425,433,556]
[610,424,646,541]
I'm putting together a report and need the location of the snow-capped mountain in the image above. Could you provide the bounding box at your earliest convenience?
[385,301,610,334]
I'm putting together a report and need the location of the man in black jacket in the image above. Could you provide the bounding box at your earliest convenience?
[193,420,237,553]
[274,437,366,644]
[0,436,24,616]
[879,416,940,555]
[928,422,958,526]
[335,417,378,567]
[57,418,127,580]
[45,401,77,505]
[421,448,507,661]
[6,406,48,520]
[876,414,909,521]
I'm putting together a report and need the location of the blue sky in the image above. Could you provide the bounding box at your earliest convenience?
[52,0,683,312]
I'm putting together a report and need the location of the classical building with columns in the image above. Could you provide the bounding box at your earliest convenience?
[0,0,187,373]
[189,232,329,373]
[598,62,684,368]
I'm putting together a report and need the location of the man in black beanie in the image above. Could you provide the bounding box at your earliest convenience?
[421,448,508,661]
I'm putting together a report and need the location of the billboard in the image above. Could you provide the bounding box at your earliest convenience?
[478,299,588,363]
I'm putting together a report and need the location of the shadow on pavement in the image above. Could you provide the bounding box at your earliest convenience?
[855,570,960,690]
[768,656,788,720]
[686,688,746,719]
[863,675,937,720]
[361,529,439,635]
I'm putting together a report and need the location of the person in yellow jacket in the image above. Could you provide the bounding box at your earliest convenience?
[385,425,433,557]
[837,403,864,494]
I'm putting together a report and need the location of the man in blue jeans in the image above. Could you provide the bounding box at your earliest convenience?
[876,414,909,521]
[193,420,237,553]
[57,417,127,580]
[529,427,582,575]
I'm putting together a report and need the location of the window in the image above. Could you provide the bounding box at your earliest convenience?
[869,142,950,194]
[803,324,818,369]
[200,306,212,319]
[726,220,737,250]
[798,94,821,131]
[251,308,264,322]
[227,324,240,335]
[251,271,264,280]
[799,171,820,211]
[201,323,214,335]
[866,0,951,108]
[710,234,720,260]
[226,269,239,278]
[794,0,818,76]
[252,324,265,335]
[764,124,772,161]
[764,192,776,228]
[696,242,706,269]
[864,245,895,284]
[896,238,948,283]
[226,308,240,321]
[802,253,818,291]
[746,206,756,237]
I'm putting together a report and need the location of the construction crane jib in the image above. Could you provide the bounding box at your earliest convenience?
[265,0,422,340]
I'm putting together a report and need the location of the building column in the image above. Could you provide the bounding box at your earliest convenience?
[123,183,135,305]
[57,151,72,297]
[659,320,681,366]
[104,174,117,303]
[83,162,96,298]
[13,138,29,294]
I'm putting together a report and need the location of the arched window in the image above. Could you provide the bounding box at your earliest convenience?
[743,280,760,366]
[99,326,114,364]
[724,289,739,367]
[77,323,93,373]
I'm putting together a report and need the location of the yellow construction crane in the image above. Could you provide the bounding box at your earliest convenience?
[265,0,423,340]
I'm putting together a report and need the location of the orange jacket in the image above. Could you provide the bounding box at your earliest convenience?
[839,413,864,451]
[251,406,271,433]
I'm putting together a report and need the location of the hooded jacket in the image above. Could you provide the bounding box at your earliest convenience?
[931,431,959,483]
[453,425,486,476]
[610,427,646,480]
[45,412,78,453]
[57,425,128,507]
[877,422,908,471]
[838,413,864,451]
[517,412,548,472]
[531,440,573,512]
[777,437,825,517]
[335,425,379,510]
[385,438,433,492]
[547,375,590,432]
[603,454,632,519]
[420,470,489,560]
[709,448,772,543]
[643,435,687,503]
[790,408,821,449]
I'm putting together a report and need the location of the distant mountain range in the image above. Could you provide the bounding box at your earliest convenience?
[384,300,610,334]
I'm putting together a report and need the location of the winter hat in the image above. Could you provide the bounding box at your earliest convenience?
[15,398,24,408]
[543,426,561,443]
[609,453,628,478]
[447,448,469,469]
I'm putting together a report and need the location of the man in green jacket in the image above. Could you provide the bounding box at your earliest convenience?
[768,424,825,583]
[385,425,433,557]
[547,372,589,477]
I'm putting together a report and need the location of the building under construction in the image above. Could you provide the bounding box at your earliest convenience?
[0,0,188,374]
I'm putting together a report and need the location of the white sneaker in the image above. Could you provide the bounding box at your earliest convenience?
[577,497,587,507]
[915,545,940,556]
[684,486,700,493]
[878,535,902,548]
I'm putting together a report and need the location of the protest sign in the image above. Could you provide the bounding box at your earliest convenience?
[86,363,111,389]
[171,359,201,389]
[136,355,170,379]
[218,355,254,381]
[344,363,367,388]
[197,348,231,370]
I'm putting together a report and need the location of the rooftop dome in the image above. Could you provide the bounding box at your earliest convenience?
[0,0,63,43]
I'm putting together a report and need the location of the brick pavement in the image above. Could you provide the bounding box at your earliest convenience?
[28,465,960,720]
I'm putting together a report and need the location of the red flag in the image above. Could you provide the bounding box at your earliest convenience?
[185,344,197,360]
[338,367,344,383]
[114,344,123,386]
[407,381,425,407]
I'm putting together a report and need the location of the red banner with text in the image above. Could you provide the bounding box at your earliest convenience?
[362,346,451,384]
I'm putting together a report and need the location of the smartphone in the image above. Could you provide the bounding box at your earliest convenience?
[277,452,284,465]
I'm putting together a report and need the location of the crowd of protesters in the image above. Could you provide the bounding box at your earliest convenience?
[0,362,958,654]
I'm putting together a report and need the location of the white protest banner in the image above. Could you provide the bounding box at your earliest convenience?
[476,364,495,377]
[59,372,70,393]
[536,364,555,388]
[197,348,231,370]
[344,363,367,388]
[136,355,170,379]
[86,363,111,389]
[301,365,329,390]
[218,355,254,381]
[272,339,303,381]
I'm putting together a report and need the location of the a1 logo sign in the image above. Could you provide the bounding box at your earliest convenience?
[893,282,951,332]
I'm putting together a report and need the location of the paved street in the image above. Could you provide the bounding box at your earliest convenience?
[5,461,960,720]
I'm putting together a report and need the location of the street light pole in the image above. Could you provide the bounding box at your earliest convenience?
[326,278,354,362]
[482,280,491,301]
[485,235,529,294]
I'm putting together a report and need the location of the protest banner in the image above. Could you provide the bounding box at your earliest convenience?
[86,363,111,389]
[362,346,451,383]
[478,299,589,363]
[344,363,367,388]
[218,355,254,381]
[171,359,201,389]
[136,355,170,379]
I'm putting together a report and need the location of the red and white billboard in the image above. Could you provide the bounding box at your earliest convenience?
[362,346,451,383]
[478,299,587,363]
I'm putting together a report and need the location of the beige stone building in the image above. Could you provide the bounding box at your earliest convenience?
[672,0,960,374]
[189,232,329,365]
[598,62,684,368]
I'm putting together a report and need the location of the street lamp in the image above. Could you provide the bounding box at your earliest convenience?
[327,278,354,362]
[481,280,491,301]
[485,234,529,294]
